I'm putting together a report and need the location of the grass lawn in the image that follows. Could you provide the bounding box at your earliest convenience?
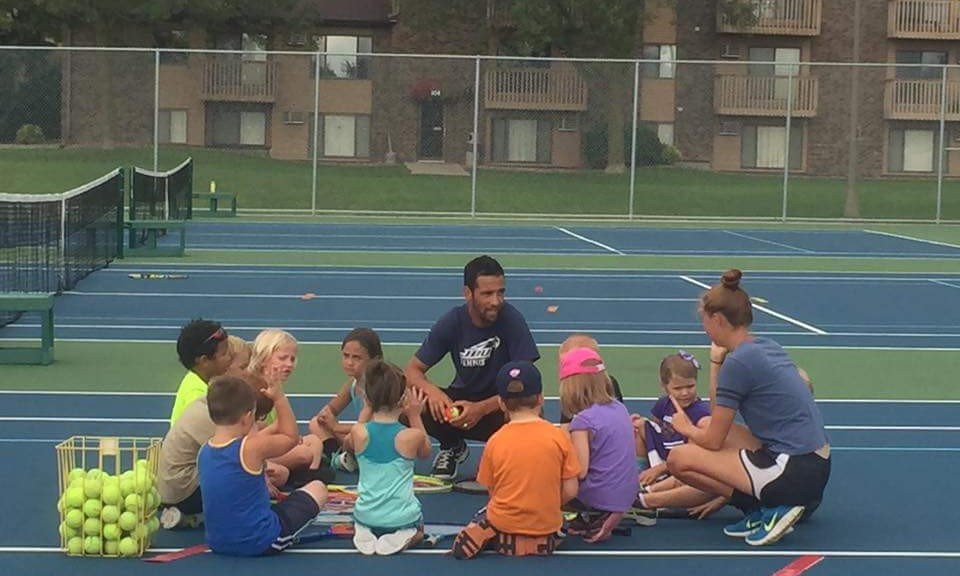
[2,145,959,220]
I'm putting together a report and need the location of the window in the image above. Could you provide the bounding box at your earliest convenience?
[156,29,188,64]
[240,112,266,146]
[888,128,936,172]
[748,47,801,101]
[657,123,674,146]
[896,51,947,80]
[242,33,268,61]
[741,124,803,169]
[312,36,372,79]
[641,45,676,79]
[159,110,187,144]
[209,106,269,147]
[492,118,552,163]
[317,115,370,158]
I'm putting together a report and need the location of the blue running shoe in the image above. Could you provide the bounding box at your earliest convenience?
[723,509,763,537]
[745,505,805,546]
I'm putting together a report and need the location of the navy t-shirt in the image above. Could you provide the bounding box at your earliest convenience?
[415,302,539,399]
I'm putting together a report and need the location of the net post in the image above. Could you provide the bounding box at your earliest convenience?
[117,168,125,259]
[187,157,194,219]
[59,196,66,289]
[781,67,795,223]
[936,65,947,224]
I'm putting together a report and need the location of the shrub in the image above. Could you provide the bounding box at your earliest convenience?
[582,123,672,169]
[15,124,44,145]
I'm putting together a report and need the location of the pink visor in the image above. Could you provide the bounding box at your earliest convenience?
[559,347,606,380]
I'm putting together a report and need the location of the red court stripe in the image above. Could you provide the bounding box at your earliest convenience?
[771,555,824,576]
[143,544,209,563]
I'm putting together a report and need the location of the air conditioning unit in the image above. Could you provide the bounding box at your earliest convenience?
[719,121,740,136]
[283,111,306,125]
[721,44,741,59]
[287,32,307,47]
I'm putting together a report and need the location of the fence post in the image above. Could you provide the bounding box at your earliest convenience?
[936,65,947,224]
[781,68,794,223]
[311,50,321,217]
[629,60,640,220]
[154,49,160,175]
[471,57,480,218]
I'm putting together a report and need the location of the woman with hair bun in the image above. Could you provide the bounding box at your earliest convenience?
[665,269,830,547]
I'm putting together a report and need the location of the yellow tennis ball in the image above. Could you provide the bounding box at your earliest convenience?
[59,521,78,540]
[119,477,135,498]
[64,486,84,509]
[147,516,160,534]
[65,509,84,529]
[67,468,86,484]
[118,511,137,532]
[82,517,101,536]
[82,499,102,518]
[101,505,120,524]
[118,536,139,557]
[104,539,119,555]
[124,493,141,512]
[101,484,121,505]
[102,523,121,541]
[83,477,102,499]
[66,536,83,556]
[83,536,102,555]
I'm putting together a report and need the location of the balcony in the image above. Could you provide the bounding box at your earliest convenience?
[714,75,819,117]
[888,0,960,38]
[718,0,822,36]
[884,79,960,120]
[201,58,278,103]
[484,68,588,112]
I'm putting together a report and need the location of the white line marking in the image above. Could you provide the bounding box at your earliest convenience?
[553,226,626,255]
[930,279,960,290]
[62,291,694,303]
[679,275,827,335]
[722,230,816,254]
[864,229,960,250]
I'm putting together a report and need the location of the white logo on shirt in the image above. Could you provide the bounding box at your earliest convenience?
[460,337,501,367]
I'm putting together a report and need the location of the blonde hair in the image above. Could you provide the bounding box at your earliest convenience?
[558,333,599,357]
[226,335,251,370]
[559,370,614,418]
[248,329,298,375]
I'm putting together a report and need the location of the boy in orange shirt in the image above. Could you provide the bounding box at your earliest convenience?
[452,361,580,559]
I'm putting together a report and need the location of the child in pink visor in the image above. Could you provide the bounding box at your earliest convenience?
[558,347,638,542]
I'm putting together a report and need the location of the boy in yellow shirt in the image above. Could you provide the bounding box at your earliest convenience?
[170,319,232,426]
[452,361,580,559]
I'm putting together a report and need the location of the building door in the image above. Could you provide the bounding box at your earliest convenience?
[419,99,444,160]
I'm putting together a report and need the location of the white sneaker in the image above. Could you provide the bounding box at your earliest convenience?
[160,506,182,530]
[353,523,377,555]
[374,527,419,555]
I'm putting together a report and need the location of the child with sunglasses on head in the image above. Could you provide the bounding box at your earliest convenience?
[309,328,383,474]
[559,348,637,542]
[170,320,233,426]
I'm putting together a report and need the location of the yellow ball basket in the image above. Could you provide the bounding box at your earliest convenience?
[56,436,162,558]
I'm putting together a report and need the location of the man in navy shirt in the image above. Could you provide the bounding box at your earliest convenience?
[405,255,539,479]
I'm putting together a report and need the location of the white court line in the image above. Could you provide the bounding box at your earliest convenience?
[679,275,827,335]
[930,279,960,290]
[864,229,960,250]
[722,230,816,254]
[0,546,957,558]
[189,232,562,241]
[63,291,694,303]
[552,226,626,255]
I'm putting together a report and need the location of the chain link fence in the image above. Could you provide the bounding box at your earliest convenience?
[1,46,958,221]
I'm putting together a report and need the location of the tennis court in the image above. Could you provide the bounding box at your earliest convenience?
[1,220,959,575]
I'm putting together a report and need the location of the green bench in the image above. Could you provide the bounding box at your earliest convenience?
[192,192,237,217]
[124,219,186,257]
[0,292,56,365]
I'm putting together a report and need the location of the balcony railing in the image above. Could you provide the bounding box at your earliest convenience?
[484,68,588,111]
[714,74,819,117]
[884,79,960,120]
[201,58,278,102]
[718,0,822,35]
[888,0,960,38]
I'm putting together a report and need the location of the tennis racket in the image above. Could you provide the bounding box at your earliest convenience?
[328,475,451,495]
[127,272,188,280]
[453,478,487,495]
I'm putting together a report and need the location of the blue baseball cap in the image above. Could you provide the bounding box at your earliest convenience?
[496,361,542,399]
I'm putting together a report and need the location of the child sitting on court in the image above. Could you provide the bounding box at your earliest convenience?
[559,347,638,542]
[248,329,331,486]
[170,319,232,426]
[198,373,328,556]
[349,359,432,555]
[452,361,580,559]
[309,328,383,473]
[158,369,273,529]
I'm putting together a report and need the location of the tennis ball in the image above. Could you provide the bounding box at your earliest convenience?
[59,521,78,540]
[144,491,156,511]
[66,536,83,556]
[67,468,86,484]
[83,535,102,555]
[135,459,149,472]
[135,470,151,493]
[124,493,141,512]
[82,517,101,536]
[133,523,150,540]
[65,509,84,529]
[86,468,104,481]
[57,495,65,514]
[65,486,84,509]
[82,498,102,518]
[444,406,461,422]
[104,540,119,555]
[119,477,135,498]
[118,536,139,557]
[118,511,137,532]
[102,523,121,541]
[147,516,160,534]
[69,477,84,490]
[83,477,102,499]
[101,484,121,505]
[101,504,120,524]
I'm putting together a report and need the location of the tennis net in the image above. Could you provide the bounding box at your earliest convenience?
[130,157,193,223]
[0,168,124,326]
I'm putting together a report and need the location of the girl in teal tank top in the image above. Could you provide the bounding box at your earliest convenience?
[349,359,433,555]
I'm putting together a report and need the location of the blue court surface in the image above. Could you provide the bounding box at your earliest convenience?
[0,392,957,575]
[180,222,960,258]
[5,265,960,349]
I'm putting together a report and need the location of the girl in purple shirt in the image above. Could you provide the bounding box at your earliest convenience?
[559,347,637,542]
